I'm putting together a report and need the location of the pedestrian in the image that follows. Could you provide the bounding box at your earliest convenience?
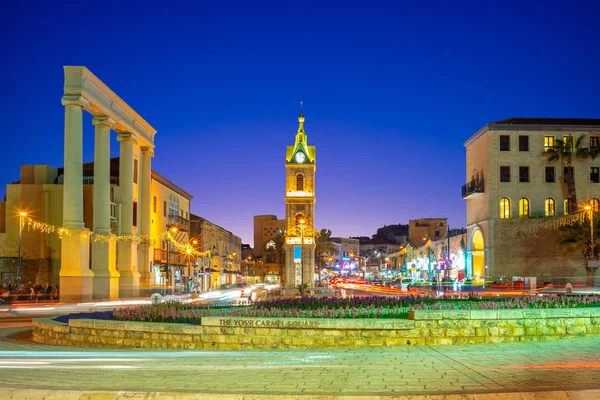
[18,284,29,301]
[51,284,59,301]
[42,282,52,301]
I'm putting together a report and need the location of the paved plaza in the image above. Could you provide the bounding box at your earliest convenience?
[0,320,600,398]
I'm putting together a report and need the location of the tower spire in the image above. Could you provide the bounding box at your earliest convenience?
[297,101,305,134]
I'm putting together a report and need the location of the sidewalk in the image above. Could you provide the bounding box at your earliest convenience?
[1,322,600,399]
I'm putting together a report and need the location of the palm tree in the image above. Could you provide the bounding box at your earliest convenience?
[558,213,600,286]
[314,229,337,269]
[273,229,286,284]
[545,135,600,211]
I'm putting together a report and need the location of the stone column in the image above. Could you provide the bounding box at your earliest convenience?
[117,133,140,297]
[59,97,93,301]
[91,116,119,300]
[137,146,155,286]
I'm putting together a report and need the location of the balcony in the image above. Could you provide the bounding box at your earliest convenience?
[462,178,485,199]
[168,213,190,232]
[153,248,187,266]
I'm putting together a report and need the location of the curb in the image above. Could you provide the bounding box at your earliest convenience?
[1,388,600,399]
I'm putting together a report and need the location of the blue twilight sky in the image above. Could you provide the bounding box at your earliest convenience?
[1,1,599,246]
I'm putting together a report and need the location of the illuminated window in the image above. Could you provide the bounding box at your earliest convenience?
[296,174,304,191]
[564,199,572,215]
[564,135,574,153]
[500,197,511,219]
[519,198,530,217]
[545,198,555,217]
[544,135,555,151]
[591,198,600,212]
[591,136,599,150]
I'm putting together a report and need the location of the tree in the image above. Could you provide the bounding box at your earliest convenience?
[314,229,337,269]
[558,213,600,286]
[544,135,600,212]
[273,229,286,284]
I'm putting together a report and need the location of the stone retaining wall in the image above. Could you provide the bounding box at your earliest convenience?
[32,307,600,350]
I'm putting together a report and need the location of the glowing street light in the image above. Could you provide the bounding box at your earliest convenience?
[18,211,27,289]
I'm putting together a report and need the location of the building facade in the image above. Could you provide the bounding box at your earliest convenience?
[253,215,285,259]
[284,110,317,289]
[189,214,241,289]
[463,118,600,283]
[0,160,192,297]
[408,218,448,246]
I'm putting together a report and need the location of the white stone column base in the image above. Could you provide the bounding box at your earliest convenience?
[59,233,93,301]
[93,272,120,300]
[117,241,139,298]
[91,240,119,300]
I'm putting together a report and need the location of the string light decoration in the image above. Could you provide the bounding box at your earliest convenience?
[22,217,211,257]
[513,209,588,236]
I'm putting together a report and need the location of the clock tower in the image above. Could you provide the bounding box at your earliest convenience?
[284,107,317,290]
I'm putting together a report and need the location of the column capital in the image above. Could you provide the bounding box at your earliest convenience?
[117,133,137,144]
[92,116,116,129]
[141,146,155,157]
[61,95,89,109]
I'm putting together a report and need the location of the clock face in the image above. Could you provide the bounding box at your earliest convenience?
[295,151,306,163]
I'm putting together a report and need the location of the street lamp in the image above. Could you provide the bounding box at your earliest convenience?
[18,211,27,289]
[166,226,178,293]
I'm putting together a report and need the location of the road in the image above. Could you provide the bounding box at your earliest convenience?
[1,318,600,398]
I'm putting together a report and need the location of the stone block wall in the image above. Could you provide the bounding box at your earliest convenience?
[32,308,600,350]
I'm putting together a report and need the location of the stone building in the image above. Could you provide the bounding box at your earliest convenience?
[0,160,192,296]
[408,218,448,246]
[253,215,285,259]
[329,237,360,258]
[463,118,600,283]
[189,214,241,289]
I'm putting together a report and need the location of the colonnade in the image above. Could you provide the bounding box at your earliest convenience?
[60,66,156,301]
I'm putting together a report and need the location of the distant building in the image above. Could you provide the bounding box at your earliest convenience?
[189,214,241,289]
[408,218,448,246]
[376,224,409,245]
[329,237,360,258]
[253,215,285,259]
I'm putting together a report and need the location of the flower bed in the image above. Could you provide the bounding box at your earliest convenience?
[108,295,600,324]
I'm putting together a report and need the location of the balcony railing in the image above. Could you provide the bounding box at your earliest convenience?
[462,178,485,199]
[153,249,187,265]
[168,213,190,231]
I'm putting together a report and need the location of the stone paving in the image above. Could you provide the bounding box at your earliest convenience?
[1,320,600,398]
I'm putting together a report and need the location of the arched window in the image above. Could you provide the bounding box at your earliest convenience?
[545,198,555,217]
[500,197,511,219]
[591,198,600,212]
[296,174,304,191]
[519,198,530,217]
[564,199,572,215]
[295,213,306,226]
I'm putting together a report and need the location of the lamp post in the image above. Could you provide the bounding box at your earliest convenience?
[18,211,27,289]
[584,204,598,287]
[166,227,178,293]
